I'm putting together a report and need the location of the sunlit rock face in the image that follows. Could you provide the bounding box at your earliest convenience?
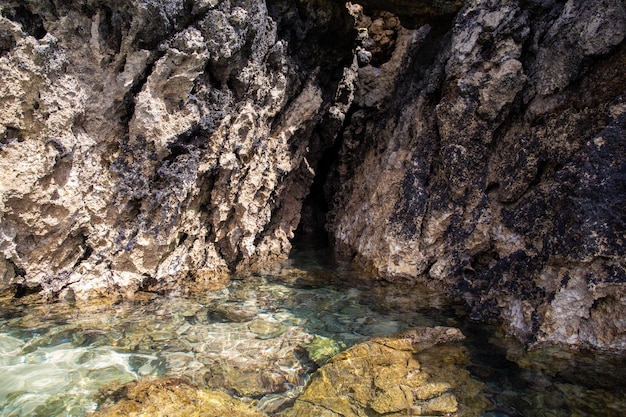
[0,0,355,297]
[280,327,488,417]
[1,0,625,352]
[92,377,269,417]
[327,0,626,351]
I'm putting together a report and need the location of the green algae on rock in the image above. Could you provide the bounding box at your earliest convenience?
[304,335,346,366]
[279,326,488,417]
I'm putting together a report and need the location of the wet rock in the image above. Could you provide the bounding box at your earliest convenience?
[2,270,626,415]
[247,318,286,339]
[303,335,346,366]
[204,365,288,397]
[92,377,268,417]
[192,321,315,397]
[208,302,259,322]
[279,326,488,417]
[327,0,626,352]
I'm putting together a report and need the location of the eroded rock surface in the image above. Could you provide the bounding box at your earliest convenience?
[92,377,269,417]
[326,0,626,351]
[90,327,486,417]
[0,0,354,297]
[279,326,487,417]
[1,0,625,352]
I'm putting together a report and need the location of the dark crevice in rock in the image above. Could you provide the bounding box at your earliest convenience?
[2,5,47,39]
[570,40,626,111]
[485,181,500,195]
[138,273,159,292]
[13,283,42,299]
[165,125,210,159]
[358,0,464,29]
[6,259,26,281]
[0,29,15,56]
[72,233,94,268]
[112,198,142,243]
[98,5,128,54]
[132,8,176,50]
[119,54,161,126]
[270,0,355,91]
[0,126,23,146]
[295,125,346,240]
[196,173,217,216]
[469,248,499,276]
[177,232,189,246]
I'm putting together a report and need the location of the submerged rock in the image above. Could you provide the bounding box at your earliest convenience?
[91,377,268,417]
[247,318,286,339]
[279,326,488,417]
[303,335,346,366]
[208,302,259,323]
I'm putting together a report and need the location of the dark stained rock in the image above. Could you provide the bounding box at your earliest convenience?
[0,0,355,297]
[1,0,625,352]
[326,0,626,351]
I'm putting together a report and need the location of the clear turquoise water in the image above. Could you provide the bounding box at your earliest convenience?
[0,245,625,416]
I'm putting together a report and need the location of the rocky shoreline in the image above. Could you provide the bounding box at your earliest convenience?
[1,0,625,352]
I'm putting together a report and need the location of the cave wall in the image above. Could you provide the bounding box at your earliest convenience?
[1,0,625,351]
[327,0,626,351]
[0,0,355,297]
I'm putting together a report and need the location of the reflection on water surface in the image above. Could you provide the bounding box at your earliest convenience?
[0,246,625,416]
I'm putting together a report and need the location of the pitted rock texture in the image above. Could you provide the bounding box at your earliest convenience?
[92,377,269,417]
[1,0,625,353]
[327,0,626,351]
[0,0,354,298]
[279,327,487,417]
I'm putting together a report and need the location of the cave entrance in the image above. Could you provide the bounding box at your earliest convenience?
[292,131,343,253]
[293,161,331,248]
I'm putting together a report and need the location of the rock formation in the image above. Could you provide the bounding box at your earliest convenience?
[91,327,487,417]
[0,0,355,297]
[326,0,626,351]
[1,0,625,352]
[92,377,269,417]
[279,326,488,417]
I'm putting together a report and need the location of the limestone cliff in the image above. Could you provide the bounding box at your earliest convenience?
[1,0,625,352]
[0,0,354,296]
[326,0,626,351]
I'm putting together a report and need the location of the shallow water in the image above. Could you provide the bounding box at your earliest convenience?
[0,246,625,416]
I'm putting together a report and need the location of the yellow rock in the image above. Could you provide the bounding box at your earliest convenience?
[413,381,453,400]
[91,377,267,417]
[421,392,458,414]
[278,326,488,417]
[370,385,413,414]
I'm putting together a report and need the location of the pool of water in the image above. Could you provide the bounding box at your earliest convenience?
[1,246,625,416]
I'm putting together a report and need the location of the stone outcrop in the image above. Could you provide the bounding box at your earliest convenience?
[0,0,355,298]
[92,377,269,417]
[325,0,626,351]
[1,0,625,352]
[279,326,487,417]
[91,327,487,417]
